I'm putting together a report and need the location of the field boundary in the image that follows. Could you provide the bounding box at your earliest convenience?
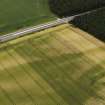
[0,6,105,43]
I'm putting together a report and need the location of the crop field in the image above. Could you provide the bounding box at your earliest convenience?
[0,24,105,105]
[0,0,56,34]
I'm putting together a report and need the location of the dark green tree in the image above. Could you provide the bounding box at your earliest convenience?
[71,7,105,41]
[49,0,105,17]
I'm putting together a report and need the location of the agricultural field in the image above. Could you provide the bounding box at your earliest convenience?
[0,24,105,105]
[0,0,56,34]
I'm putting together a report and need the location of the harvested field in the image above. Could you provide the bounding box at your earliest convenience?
[0,24,105,105]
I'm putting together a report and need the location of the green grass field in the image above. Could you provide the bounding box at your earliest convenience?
[0,0,56,34]
[0,24,105,105]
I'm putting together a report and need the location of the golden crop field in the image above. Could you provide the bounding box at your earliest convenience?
[0,24,105,105]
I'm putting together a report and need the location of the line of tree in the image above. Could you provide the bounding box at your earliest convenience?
[71,7,105,41]
[49,0,105,17]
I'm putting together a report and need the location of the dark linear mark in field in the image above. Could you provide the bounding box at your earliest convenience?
[7,46,60,105]
[16,48,105,105]
[12,40,84,105]
[78,65,105,100]
[0,57,35,105]
[0,84,15,105]
[12,44,62,105]
[11,38,105,105]
[14,46,85,105]
[30,38,105,104]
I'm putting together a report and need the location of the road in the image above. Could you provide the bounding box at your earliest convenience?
[0,18,72,43]
[0,7,103,43]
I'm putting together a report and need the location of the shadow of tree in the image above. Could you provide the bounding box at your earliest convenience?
[71,7,105,42]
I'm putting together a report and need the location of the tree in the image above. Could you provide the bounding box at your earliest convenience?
[49,0,105,17]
